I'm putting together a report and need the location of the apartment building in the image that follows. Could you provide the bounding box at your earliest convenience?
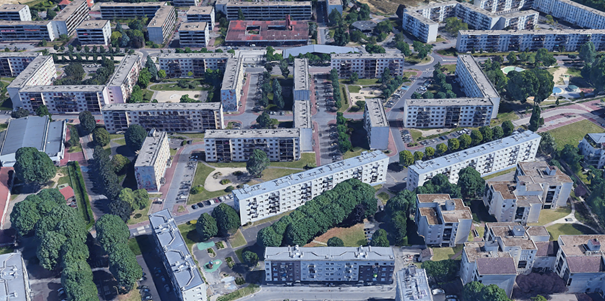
[51,0,89,37]
[0,4,31,21]
[460,222,550,297]
[102,102,223,133]
[330,53,405,79]
[178,22,209,47]
[0,52,40,77]
[579,133,605,168]
[533,0,605,30]
[395,266,433,301]
[105,55,142,104]
[265,246,395,284]
[149,210,207,301]
[407,131,541,190]
[99,2,166,19]
[148,6,176,45]
[402,11,439,43]
[0,252,32,301]
[457,55,501,118]
[220,57,243,112]
[186,6,215,29]
[0,21,55,41]
[293,100,312,152]
[234,150,388,224]
[293,58,310,101]
[76,20,111,45]
[404,98,493,128]
[18,85,107,114]
[496,10,538,30]
[554,235,605,293]
[204,128,300,162]
[173,0,198,8]
[327,0,343,17]
[474,0,532,13]
[456,29,605,53]
[135,130,169,192]
[218,0,312,21]
[158,53,233,78]
[415,194,472,247]
[363,99,389,150]
[0,116,66,167]
[8,55,56,108]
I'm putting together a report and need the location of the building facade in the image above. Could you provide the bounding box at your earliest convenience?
[99,2,166,19]
[51,0,89,37]
[0,21,55,41]
[204,128,301,162]
[8,55,56,108]
[395,266,433,301]
[293,58,310,101]
[173,0,198,8]
[158,53,233,78]
[533,0,605,30]
[18,85,107,114]
[407,131,541,190]
[102,102,223,133]
[220,57,243,112]
[578,133,605,168]
[105,55,142,104]
[415,194,473,247]
[76,20,111,45]
[219,0,312,20]
[554,235,605,293]
[186,6,215,29]
[474,0,532,13]
[134,130,170,192]
[330,53,405,79]
[0,116,65,167]
[363,99,389,150]
[265,246,395,284]
[148,6,176,45]
[0,4,31,21]
[178,22,209,47]
[234,150,388,225]
[293,100,312,152]
[402,11,439,43]
[0,52,40,77]
[456,54,501,119]
[0,252,32,301]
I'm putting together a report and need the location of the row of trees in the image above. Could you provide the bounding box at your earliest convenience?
[329,68,343,109]
[336,112,352,153]
[411,62,457,99]
[195,203,241,240]
[379,67,405,101]
[257,178,377,247]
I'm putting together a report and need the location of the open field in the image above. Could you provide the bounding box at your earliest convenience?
[305,223,366,247]
[528,207,571,226]
[548,119,605,150]
[432,245,463,261]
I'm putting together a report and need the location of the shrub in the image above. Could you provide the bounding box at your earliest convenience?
[191,186,204,194]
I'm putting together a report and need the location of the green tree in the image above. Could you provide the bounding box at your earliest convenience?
[399,150,414,167]
[349,72,358,84]
[414,151,424,162]
[62,260,98,301]
[92,127,110,147]
[333,27,350,46]
[108,244,142,292]
[579,41,597,64]
[246,149,270,178]
[493,126,504,139]
[471,129,483,145]
[538,132,556,156]
[95,214,130,253]
[507,70,537,102]
[395,41,412,56]
[10,199,41,237]
[328,9,342,26]
[535,48,557,66]
[145,56,158,81]
[448,138,460,151]
[370,229,389,247]
[125,124,146,152]
[78,111,96,134]
[459,134,472,149]
[436,143,448,155]
[458,166,485,199]
[11,108,29,119]
[132,189,149,210]
[463,282,511,301]
[529,105,542,132]
[158,69,166,79]
[196,213,218,241]
[560,144,582,172]
[479,126,493,142]
[212,203,241,236]
[14,147,56,185]
[256,111,277,129]
[502,120,514,136]
[137,68,151,88]
[60,238,89,267]
[243,251,259,266]
[425,147,435,158]
[36,105,51,119]
[279,60,289,78]
[257,226,282,247]
[327,237,344,246]
[422,260,460,283]
[532,296,548,301]
[37,231,67,270]
[111,154,130,174]
[507,52,517,64]
[64,63,85,80]
[444,17,468,36]
[238,8,245,20]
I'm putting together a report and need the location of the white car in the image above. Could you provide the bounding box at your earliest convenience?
[432,288,445,295]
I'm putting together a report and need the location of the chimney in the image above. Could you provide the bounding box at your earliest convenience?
[286,14,292,30]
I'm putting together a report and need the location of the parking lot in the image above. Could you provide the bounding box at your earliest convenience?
[402,128,471,149]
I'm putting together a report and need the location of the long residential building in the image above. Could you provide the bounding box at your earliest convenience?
[216,0,312,20]
[0,4,31,21]
[395,266,433,301]
[579,133,605,168]
[474,0,532,13]
[220,57,244,112]
[173,0,198,8]
[0,21,55,41]
[456,55,501,119]
[158,53,233,78]
[76,20,111,45]
[293,58,310,101]
[264,246,395,284]
[178,22,209,47]
[105,55,142,104]
[0,52,40,77]
[330,53,405,79]
[407,131,541,190]
[8,55,56,108]
[148,6,176,45]
[135,130,169,192]
[533,0,605,30]
[0,252,32,301]
[18,85,107,114]
[415,194,473,247]
[149,209,207,301]
[233,150,388,225]
[293,100,312,152]
[51,0,89,37]
[186,6,215,29]
[204,128,300,163]
[456,29,605,52]
[99,2,166,19]
[363,98,389,150]
[102,102,224,133]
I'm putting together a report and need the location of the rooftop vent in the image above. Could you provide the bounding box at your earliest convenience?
[587,238,601,252]
[511,225,525,237]
[444,199,456,211]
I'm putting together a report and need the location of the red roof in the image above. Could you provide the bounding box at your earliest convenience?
[225,20,309,43]
[0,168,13,229]
[58,0,71,6]
[60,186,75,201]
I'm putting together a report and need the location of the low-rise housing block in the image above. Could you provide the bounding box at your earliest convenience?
[330,53,405,79]
[135,130,169,192]
[204,128,300,163]
[415,194,472,247]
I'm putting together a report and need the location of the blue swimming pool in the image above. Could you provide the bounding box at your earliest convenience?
[553,87,562,94]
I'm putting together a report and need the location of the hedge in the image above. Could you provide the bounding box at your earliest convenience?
[67,161,95,230]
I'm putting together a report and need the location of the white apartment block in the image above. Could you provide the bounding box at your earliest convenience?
[402,11,439,43]
[106,55,142,104]
[8,55,56,108]
[0,52,40,77]
[51,0,89,37]
[579,133,605,168]
[204,128,301,163]
[496,10,538,30]
[186,6,215,29]
[149,210,207,301]
[483,161,572,224]
[533,0,605,29]
[293,58,310,101]
[234,150,388,225]
[76,20,111,45]
[0,4,31,21]
[395,266,433,301]
[265,246,395,284]
[0,252,32,301]
[220,57,244,112]
[363,99,389,150]
[173,0,198,8]
[0,21,55,41]
[461,223,551,297]
[135,130,170,192]
[330,53,405,79]
[102,102,224,133]
[474,0,532,13]
[407,131,541,191]
[456,55,501,118]
[293,100,312,152]
[148,6,176,45]
[415,194,472,247]
[178,22,209,47]
[216,0,312,20]
[99,2,166,19]
[327,0,343,18]
[18,85,107,114]
[554,235,605,293]
[158,53,233,78]
[456,29,605,53]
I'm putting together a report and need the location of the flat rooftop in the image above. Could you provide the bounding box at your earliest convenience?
[406,97,493,107]
[0,52,40,58]
[99,2,166,7]
[404,10,438,25]
[179,22,207,32]
[186,6,213,15]
[459,28,605,35]
[517,161,573,184]
[559,235,605,256]
[365,99,387,127]
[0,4,26,12]
[458,55,499,99]
[8,55,53,89]
[395,266,432,301]
[226,1,311,7]
[135,131,166,167]
[221,57,242,90]
[158,53,233,60]
[410,131,540,173]
[0,116,64,157]
[148,6,174,28]
[0,20,50,26]
[226,20,309,43]
[265,246,394,261]
[328,0,342,6]
[418,194,472,224]
[331,53,405,60]
[206,128,299,139]
[233,151,387,200]
[103,102,221,111]
[107,55,140,87]
[294,58,309,91]
[293,100,311,128]
[77,20,108,29]
[19,85,105,93]
[0,252,28,301]
[413,0,458,11]
[498,9,539,18]
[54,0,86,21]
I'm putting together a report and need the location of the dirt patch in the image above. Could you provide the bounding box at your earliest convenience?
[552,66,570,85]
[204,168,249,192]
[304,223,367,247]
[358,0,421,14]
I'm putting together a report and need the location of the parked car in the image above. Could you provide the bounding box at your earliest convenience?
[197,202,204,207]
[191,204,198,209]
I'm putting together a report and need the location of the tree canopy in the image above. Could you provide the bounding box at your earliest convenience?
[14,147,56,185]
[212,203,241,236]
[458,166,485,199]
[463,281,511,301]
[125,124,147,152]
[444,17,468,36]
[246,149,270,178]
[196,213,218,241]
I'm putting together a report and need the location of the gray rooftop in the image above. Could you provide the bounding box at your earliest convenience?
[404,10,438,25]
[186,6,213,15]
[413,1,458,11]
[77,20,109,29]
[458,55,499,99]
[395,266,432,301]
[158,53,233,60]
[553,0,605,18]
[293,100,311,128]
[0,52,39,58]
[459,28,605,35]
[99,2,166,7]
[53,0,86,22]
[0,116,65,157]
[103,102,221,111]
[148,6,174,29]
[226,1,311,7]
[586,133,605,144]
[206,128,299,139]
[221,57,242,90]
[328,0,342,5]
[406,97,493,107]
[410,131,541,173]
[283,45,360,58]
[0,252,28,301]
[264,245,394,261]
[0,4,27,12]
[293,58,309,92]
[135,131,166,167]
[179,22,207,32]
[331,53,405,60]
[107,55,140,87]
[0,20,50,26]
[498,9,539,18]
[365,99,387,127]
[233,151,387,200]
[148,209,206,291]
[8,55,53,89]
[19,85,105,93]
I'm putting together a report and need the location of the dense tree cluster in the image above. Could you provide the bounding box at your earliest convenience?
[581,51,605,92]
[125,124,147,152]
[330,68,343,109]
[258,71,272,107]
[483,59,508,94]
[507,69,554,103]
[365,43,386,54]
[257,179,377,247]
[212,203,241,236]
[58,57,115,86]
[336,112,351,153]
[247,149,270,177]
[422,259,460,283]
[444,17,468,36]
[256,111,278,129]
[78,111,96,135]
[416,174,462,198]
[14,147,56,186]
[380,67,405,101]
[383,190,416,245]
[463,281,511,301]
[412,41,433,59]
[196,213,218,241]
[394,33,411,56]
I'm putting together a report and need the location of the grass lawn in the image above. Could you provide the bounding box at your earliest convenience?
[229,229,247,249]
[567,68,582,77]
[187,163,227,205]
[483,167,516,180]
[214,37,225,46]
[0,246,14,255]
[343,147,366,159]
[528,207,571,226]
[57,166,70,186]
[406,54,431,64]
[170,148,178,156]
[548,119,605,150]
[244,210,292,228]
[259,168,299,182]
[127,206,151,225]
[178,223,201,250]
[117,289,141,301]
[377,192,390,204]
[437,48,458,57]
[546,223,596,241]
[354,78,380,86]
[490,112,519,126]
[441,64,457,74]
[176,133,206,139]
[216,285,259,301]
[151,83,201,91]
[128,237,142,256]
[348,85,361,93]
[270,153,316,168]
[113,138,126,146]
[307,223,367,247]
[432,245,464,261]
[109,134,123,140]
[143,89,154,102]
[410,129,423,141]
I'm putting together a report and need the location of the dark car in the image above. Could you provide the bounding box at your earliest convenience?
[197,202,204,208]
[191,204,198,209]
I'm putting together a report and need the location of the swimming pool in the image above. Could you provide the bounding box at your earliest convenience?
[501,66,525,74]
[553,87,562,94]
